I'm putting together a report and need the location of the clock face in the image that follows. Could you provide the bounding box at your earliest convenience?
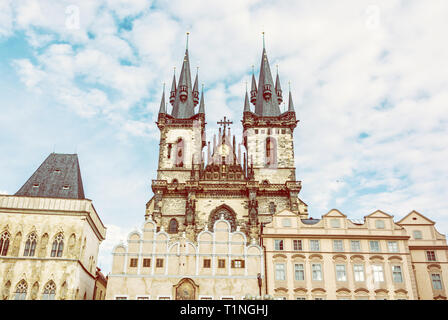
[218,144,230,156]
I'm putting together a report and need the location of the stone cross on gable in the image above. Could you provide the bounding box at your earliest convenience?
[217,116,233,135]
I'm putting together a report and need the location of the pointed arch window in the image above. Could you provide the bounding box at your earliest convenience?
[24,232,37,257]
[265,137,277,167]
[0,231,10,256]
[175,138,185,167]
[51,233,64,257]
[14,280,28,300]
[208,205,237,232]
[42,281,56,300]
[168,218,179,234]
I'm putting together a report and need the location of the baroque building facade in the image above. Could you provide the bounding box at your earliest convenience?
[107,40,447,300]
[0,153,106,300]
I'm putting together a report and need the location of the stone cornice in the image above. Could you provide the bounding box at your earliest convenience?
[242,111,298,131]
[0,195,106,241]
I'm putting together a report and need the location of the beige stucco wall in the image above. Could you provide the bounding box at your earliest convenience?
[398,211,448,300]
[107,217,264,300]
[262,209,419,300]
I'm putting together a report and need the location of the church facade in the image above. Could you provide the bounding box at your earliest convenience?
[107,41,448,300]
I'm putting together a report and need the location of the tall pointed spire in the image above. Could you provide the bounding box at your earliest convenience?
[275,65,283,105]
[288,82,295,112]
[171,32,195,119]
[169,67,176,106]
[244,85,251,112]
[198,84,205,114]
[254,33,281,117]
[250,65,257,105]
[159,83,166,114]
[193,68,199,106]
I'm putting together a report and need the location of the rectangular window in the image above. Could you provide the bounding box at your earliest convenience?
[156,258,164,268]
[351,240,361,252]
[158,297,170,300]
[296,297,306,300]
[203,259,211,268]
[413,230,422,239]
[388,241,399,253]
[143,258,151,267]
[353,264,365,282]
[115,296,128,300]
[275,263,286,281]
[129,258,138,267]
[335,264,347,282]
[294,264,305,281]
[375,220,385,229]
[426,251,437,262]
[369,241,380,252]
[312,264,322,281]
[333,240,344,252]
[231,260,245,268]
[274,240,284,251]
[330,219,341,228]
[282,218,291,227]
[431,274,443,290]
[392,265,403,283]
[137,296,150,300]
[293,240,303,251]
[310,240,320,251]
[372,265,384,282]
[218,259,226,268]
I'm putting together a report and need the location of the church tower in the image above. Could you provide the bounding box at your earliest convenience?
[155,35,206,184]
[242,36,298,185]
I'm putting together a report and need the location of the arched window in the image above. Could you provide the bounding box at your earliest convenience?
[42,281,56,300]
[265,137,277,167]
[168,219,179,234]
[0,231,10,256]
[14,280,28,300]
[24,232,37,257]
[51,233,64,257]
[175,138,184,167]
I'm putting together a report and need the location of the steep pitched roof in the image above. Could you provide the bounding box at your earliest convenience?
[158,84,166,114]
[15,153,86,199]
[254,48,281,116]
[198,87,205,114]
[171,49,195,118]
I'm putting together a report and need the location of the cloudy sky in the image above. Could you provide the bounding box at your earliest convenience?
[1,0,447,274]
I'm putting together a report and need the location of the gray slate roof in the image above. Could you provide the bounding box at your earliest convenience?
[254,48,281,117]
[171,49,196,119]
[15,153,85,199]
[301,219,321,225]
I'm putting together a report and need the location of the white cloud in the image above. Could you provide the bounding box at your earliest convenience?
[0,0,13,38]
[3,0,448,273]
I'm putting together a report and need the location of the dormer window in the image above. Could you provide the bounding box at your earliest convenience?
[330,219,341,228]
[375,220,385,229]
[62,185,70,190]
[54,169,61,174]
[32,184,39,188]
